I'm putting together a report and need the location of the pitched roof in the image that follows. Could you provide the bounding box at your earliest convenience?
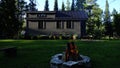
[56,11,88,20]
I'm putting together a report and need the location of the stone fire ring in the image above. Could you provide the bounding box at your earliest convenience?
[50,53,91,68]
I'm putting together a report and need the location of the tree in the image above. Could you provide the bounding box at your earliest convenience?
[86,0,97,5]
[86,2,103,39]
[104,0,113,37]
[104,0,111,22]
[85,0,97,14]
[0,0,22,38]
[92,4,102,29]
[66,0,70,11]
[71,0,75,11]
[113,13,120,37]
[61,1,65,11]
[44,0,49,11]
[17,0,27,21]
[75,0,85,11]
[54,0,58,11]
[112,8,118,16]
[112,9,118,36]
[28,0,37,11]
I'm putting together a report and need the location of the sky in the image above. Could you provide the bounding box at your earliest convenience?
[25,0,120,13]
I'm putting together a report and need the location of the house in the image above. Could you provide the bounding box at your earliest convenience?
[26,11,88,38]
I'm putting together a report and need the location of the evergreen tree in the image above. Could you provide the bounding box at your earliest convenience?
[61,1,65,11]
[85,0,97,15]
[112,8,118,16]
[44,0,49,11]
[104,0,111,22]
[71,0,75,11]
[75,0,85,11]
[112,9,120,37]
[86,0,97,5]
[0,0,22,38]
[104,0,113,37]
[66,0,70,11]
[28,0,37,11]
[54,0,58,11]
[17,0,27,21]
[113,13,120,37]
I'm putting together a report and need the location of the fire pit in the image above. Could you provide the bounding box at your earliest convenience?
[50,42,91,68]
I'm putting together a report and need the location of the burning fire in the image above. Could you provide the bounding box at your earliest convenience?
[63,42,82,62]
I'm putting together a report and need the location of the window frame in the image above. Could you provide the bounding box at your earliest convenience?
[66,21,74,29]
[56,21,64,29]
[37,13,47,18]
[38,21,46,29]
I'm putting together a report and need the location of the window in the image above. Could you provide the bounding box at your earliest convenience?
[66,21,74,29]
[38,21,46,29]
[38,14,46,18]
[56,21,64,29]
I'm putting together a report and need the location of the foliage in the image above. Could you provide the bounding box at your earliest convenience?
[112,8,118,16]
[61,1,65,11]
[44,0,49,11]
[71,0,75,11]
[66,0,71,11]
[27,0,37,11]
[104,0,113,37]
[104,0,111,22]
[54,0,58,11]
[0,0,22,38]
[86,3,103,39]
[93,29,103,39]
[75,0,85,11]
[104,21,113,37]
[113,13,120,37]
[17,0,27,21]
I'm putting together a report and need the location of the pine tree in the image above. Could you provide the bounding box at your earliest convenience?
[0,0,22,38]
[112,9,120,37]
[104,0,113,37]
[112,8,117,16]
[104,0,111,22]
[61,1,65,11]
[44,0,49,11]
[66,0,70,11]
[75,0,85,11]
[54,0,58,11]
[17,0,27,21]
[71,0,75,11]
[28,0,37,11]
[113,13,120,37]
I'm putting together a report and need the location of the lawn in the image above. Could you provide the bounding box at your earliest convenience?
[0,40,120,68]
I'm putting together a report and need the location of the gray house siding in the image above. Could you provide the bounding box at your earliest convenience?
[26,11,88,38]
[27,20,81,36]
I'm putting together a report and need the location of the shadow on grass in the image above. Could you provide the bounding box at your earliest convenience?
[0,40,120,68]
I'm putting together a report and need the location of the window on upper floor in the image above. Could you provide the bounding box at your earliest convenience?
[37,14,47,18]
[38,21,46,29]
[66,21,74,29]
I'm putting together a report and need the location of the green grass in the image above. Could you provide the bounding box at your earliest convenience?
[0,40,120,68]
